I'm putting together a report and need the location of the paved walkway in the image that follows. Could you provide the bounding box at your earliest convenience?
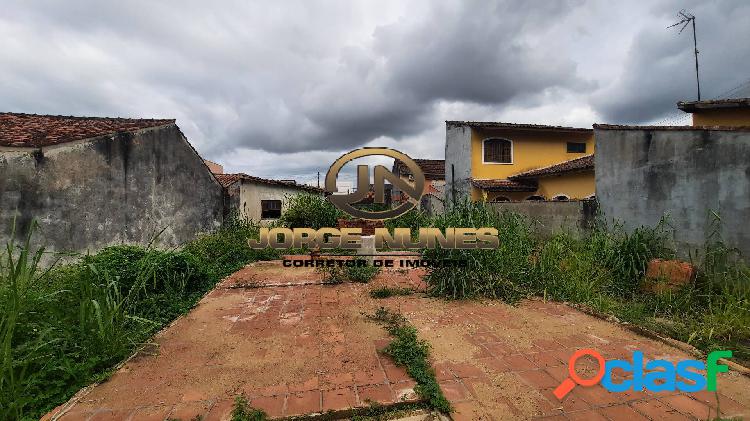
[46,260,750,420]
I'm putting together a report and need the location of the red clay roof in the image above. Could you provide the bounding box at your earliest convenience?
[392,158,445,180]
[215,173,322,192]
[0,112,175,148]
[470,178,537,192]
[447,121,592,133]
[510,154,594,179]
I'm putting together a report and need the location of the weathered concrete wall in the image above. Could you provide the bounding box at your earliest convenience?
[488,200,597,237]
[0,125,224,256]
[444,123,473,204]
[595,127,750,258]
[238,181,321,223]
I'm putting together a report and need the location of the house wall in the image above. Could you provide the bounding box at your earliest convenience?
[595,127,750,258]
[0,124,224,256]
[692,108,750,126]
[445,123,595,203]
[444,124,474,203]
[535,171,595,200]
[470,128,594,180]
[238,181,320,223]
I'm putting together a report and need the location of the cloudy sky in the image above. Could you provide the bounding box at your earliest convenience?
[2,0,749,185]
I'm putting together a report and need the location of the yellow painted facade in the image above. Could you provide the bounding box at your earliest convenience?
[469,126,595,201]
[536,171,595,199]
[691,108,750,126]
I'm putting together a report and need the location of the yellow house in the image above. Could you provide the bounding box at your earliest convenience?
[444,121,595,203]
[678,98,750,126]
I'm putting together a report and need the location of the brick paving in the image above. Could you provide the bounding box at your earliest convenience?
[46,260,750,420]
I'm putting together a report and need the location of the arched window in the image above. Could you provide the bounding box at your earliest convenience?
[483,138,513,164]
[552,194,570,201]
[526,195,545,201]
[491,196,511,202]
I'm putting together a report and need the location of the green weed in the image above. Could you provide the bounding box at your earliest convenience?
[279,193,345,230]
[367,307,451,414]
[1,216,277,420]
[231,396,267,421]
[370,286,413,299]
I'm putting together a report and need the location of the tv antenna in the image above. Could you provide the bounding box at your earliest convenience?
[668,9,701,100]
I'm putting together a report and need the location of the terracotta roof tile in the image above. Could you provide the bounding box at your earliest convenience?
[392,159,445,180]
[215,173,322,192]
[510,154,594,179]
[0,112,175,147]
[470,178,537,192]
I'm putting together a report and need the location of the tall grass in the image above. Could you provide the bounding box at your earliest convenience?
[1,222,51,420]
[423,200,535,300]
[0,217,277,420]
[423,201,750,363]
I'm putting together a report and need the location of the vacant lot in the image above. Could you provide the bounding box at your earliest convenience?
[46,261,750,420]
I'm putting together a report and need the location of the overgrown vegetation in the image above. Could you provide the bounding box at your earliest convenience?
[346,261,381,283]
[424,200,750,364]
[0,218,277,420]
[231,396,267,421]
[367,307,451,414]
[370,286,413,299]
[279,193,346,229]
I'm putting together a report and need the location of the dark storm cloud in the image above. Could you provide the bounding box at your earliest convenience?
[377,1,592,105]
[1,0,748,178]
[593,0,750,123]
[0,0,596,156]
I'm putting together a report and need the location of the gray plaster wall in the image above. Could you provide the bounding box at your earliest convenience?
[0,124,224,256]
[444,123,473,204]
[488,200,597,238]
[595,128,750,258]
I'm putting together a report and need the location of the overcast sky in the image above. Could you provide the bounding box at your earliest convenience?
[2,0,749,185]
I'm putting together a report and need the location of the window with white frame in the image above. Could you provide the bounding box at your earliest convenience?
[483,138,512,163]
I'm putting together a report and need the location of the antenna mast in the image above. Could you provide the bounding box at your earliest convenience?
[668,10,701,100]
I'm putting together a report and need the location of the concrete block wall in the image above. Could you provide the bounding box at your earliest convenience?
[595,127,750,259]
[488,200,597,238]
[0,125,224,257]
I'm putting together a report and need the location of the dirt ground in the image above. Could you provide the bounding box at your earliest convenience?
[45,260,750,421]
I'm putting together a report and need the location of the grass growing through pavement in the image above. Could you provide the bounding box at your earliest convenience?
[370,286,414,299]
[231,396,267,421]
[0,218,278,421]
[367,307,451,414]
[424,200,750,365]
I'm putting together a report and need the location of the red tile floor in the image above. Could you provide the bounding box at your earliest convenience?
[45,261,750,420]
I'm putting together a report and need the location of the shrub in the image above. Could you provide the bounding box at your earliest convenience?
[278,193,345,229]
[183,217,280,279]
[346,260,381,283]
